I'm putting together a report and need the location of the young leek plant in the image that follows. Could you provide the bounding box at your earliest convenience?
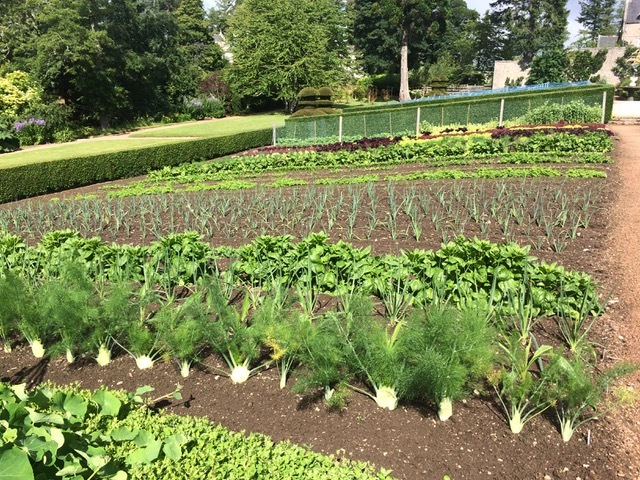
[155,290,208,378]
[204,279,268,383]
[401,305,497,421]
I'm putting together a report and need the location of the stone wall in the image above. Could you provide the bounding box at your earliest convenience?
[491,48,626,88]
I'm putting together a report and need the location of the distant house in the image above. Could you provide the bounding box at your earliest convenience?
[492,0,640,88]
[213,32,233,63]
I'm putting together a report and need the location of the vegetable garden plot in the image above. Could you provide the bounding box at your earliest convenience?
[0,124,632,480]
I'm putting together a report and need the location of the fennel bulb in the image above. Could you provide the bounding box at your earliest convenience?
[135,356,154,370]
[66,348,76,364]
[230,365,250,384]
[374,386,398,411]
[179,360,191,378]
[3,343,11,353]
[30,339,45,359]
[96,345,111,366]
[438,398,453,421]
[509,410,524,434]
[560,420,574,442]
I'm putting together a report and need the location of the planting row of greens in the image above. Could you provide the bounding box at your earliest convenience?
[0,230,601,321]
[265,123,610,153]
[0,257,623,444]
[103,166,606,199]
[0,382,391,480]
[133,129,612,186]
[278,85,614,141]
[0,129,272,203]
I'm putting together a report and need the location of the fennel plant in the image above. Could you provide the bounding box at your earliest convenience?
[204,278,268,383]
[155,289,208,377]
[542,355,638,442]
[0,270,23,352]
[491,334,554,434]
[401,305,496,420]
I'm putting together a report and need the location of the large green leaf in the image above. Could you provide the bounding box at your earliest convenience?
[0,447,34,480]
[91,391,121,417]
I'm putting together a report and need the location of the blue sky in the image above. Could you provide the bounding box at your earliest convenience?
[203,0,585,43]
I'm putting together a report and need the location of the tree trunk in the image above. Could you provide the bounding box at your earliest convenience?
[399,23,411,103]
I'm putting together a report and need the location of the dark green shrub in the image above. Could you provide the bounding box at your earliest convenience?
[0,119,19,153]
[290,108,328,118]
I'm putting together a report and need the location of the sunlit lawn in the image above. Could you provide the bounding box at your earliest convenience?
[1,114,287,169]
[129,114,286,138]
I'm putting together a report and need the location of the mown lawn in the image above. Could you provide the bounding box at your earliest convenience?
[0,114,286,169]
[129,114,286,138]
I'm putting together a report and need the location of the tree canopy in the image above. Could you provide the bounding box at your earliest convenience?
[489,0,569,64]
[224,0,349,112]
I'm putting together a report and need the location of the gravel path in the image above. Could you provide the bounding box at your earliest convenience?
[605,124,640,479]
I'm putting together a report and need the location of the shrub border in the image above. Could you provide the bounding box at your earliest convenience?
[0,129,272,203]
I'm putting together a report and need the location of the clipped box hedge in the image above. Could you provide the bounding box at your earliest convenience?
[280,84,615,141]
[0,129,272,203]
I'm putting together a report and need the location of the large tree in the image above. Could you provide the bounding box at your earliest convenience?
[0,0,224,127]
[351,0,449,101]
[489,0,569,64]
[224,0,349,112]
[577,0,620,45]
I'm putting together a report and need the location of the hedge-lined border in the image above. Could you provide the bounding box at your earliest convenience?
[0,129,272,204]
[285,84,615,126]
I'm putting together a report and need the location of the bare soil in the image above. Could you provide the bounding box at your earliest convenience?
[1,126,640,479]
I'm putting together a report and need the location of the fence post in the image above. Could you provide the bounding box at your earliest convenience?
[601,91,607,124]
[364,115,367,138]
[416,107,421,137]
[466,104,470,126]
[272,124,277,146]
[314,120,317,142]
[441,106,444,127]
[339,116,343,142]
[499,98,505,127]
[389,112,393,135]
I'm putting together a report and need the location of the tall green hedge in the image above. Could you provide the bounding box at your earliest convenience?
[0,129,272,203]
[279,84,614,141]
